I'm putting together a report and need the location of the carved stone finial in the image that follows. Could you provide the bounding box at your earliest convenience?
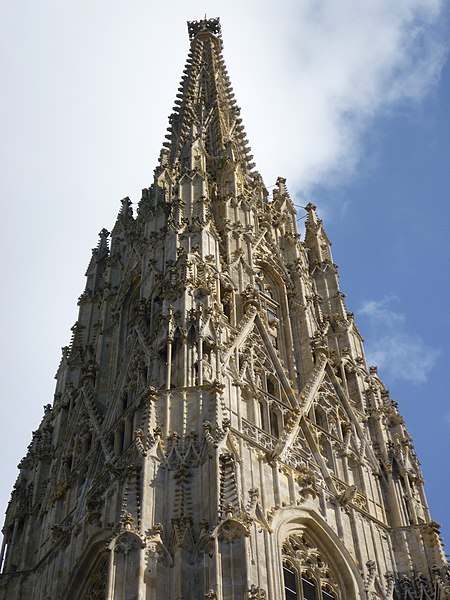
[188,17,222,42]
[120,196,133,218]
[364,560,377,592]
[98,228,110,242]
[121,512,135,531]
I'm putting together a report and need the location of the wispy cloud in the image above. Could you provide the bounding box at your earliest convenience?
[358,296,439,384]
[236,0,448,192]
[366,333,438,384]
[359,296,406,328]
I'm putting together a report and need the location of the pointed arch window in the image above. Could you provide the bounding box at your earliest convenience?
[282,533,340,600]
[258,399,267,432]
[270,406,280,439]
[256,275,280,330]
[83,555,108,600]
[260,282,279,324]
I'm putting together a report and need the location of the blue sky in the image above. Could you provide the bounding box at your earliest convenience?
[0,1,449,549]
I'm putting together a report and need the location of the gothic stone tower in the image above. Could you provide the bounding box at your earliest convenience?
[1,17,448,600]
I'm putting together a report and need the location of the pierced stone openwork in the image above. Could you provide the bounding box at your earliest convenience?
[282,533,340,600]
[83,555,108,600]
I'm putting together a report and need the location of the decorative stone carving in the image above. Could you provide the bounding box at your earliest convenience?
[146,523,173,568]
[282,533,339,598]
[84,557,108,600]
[295,465,319,501]
[248,584,267,599]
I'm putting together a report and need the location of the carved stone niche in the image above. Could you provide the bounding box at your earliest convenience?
[213,505,253,542]
[113,532,143,556]
[216,513,252,542]
[108,530,146,598]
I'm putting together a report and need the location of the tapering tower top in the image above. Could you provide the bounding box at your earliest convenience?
[159,17,256,180]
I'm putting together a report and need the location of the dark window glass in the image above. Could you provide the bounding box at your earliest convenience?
[270,409,280,438]
[267,378,276,397]
[259,402,267,432]
[283,565,298,599]
[323,590,335,600]
[302,576,317,600]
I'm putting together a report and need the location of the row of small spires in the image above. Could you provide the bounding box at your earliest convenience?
[91,194,318,251]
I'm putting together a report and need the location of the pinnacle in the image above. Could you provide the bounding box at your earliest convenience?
[304,201,323,232]
[97,228,110,256]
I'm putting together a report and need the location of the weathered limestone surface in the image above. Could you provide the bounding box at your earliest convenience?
[1,17,448,600]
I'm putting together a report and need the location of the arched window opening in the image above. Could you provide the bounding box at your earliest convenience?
[259,400,267,432]
[82,432,92,456]
[283,563,298,599]
[78,554,108,600]
[120,391,128,414]
[220,283,232,321]
[302,574,317,599]
[257,273,280,340]
[114,422,125,456]
[188,324,196,345]
[172,328,181,354]
[344,367,365,411]
[123,416,133,450]
[314,407,326,430]
[267,376,277,398]
[392,459,411,524]
[270,406,280,439]
[282,533,339,600]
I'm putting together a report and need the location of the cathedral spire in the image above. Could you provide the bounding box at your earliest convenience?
[1,17,448,600]
[161,17,256,179]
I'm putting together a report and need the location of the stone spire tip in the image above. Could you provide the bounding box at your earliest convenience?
[305,202,317,213]
[187,17,222,43]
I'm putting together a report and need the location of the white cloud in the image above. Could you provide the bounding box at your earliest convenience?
[365,333,439,384]
[229,0,448,193]
[359,296,405,328]
[358,296,439,383]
